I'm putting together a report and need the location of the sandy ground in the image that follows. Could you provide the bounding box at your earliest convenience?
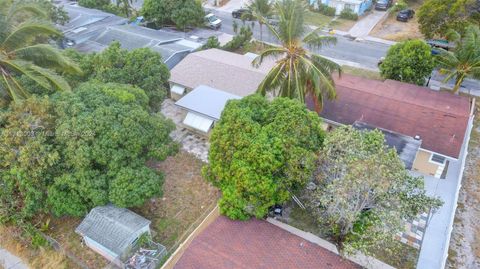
[447,107,480,268]
[370,1,423,41]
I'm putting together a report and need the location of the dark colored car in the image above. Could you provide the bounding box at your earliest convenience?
[396,9,415,22]
[375,0,392,11]
[232,8,253,20]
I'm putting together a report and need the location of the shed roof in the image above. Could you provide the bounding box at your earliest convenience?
[169,49,276,96]
[316,74,471,158]
[175,85,241,120]
[353,121,422,169]
[75,205,151,257]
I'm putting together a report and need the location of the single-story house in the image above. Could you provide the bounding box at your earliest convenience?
[75,205,151,264]
[314,74,474,178]
[168,48,275,100]
[175,85,241,134]
[312,0,373,15]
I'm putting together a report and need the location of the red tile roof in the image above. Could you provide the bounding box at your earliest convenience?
[317,74,472,158]
[174,216,360,269]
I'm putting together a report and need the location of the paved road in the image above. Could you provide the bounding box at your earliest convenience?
[206,9,390,70]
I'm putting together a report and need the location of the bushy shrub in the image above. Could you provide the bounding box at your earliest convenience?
[317,3,336,16]
[339,8,358,21]
[222,26,253,51]
[391,0,408,12]
[202,36,221,49]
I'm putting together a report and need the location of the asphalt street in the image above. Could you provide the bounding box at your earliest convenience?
[207,9,391,70]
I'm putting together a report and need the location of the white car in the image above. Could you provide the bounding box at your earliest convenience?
[205,13,222,30]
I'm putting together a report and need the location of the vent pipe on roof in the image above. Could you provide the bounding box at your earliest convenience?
[414,135,421,140]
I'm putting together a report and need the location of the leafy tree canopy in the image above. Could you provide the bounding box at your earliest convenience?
[64,42,170,111]
[141,0,204,30]
[305,126,442,255]
[47,82,177,216]
[0,82,177,221]
[418,0,480,38]
[203,95,325,220]
[380,39,435,86]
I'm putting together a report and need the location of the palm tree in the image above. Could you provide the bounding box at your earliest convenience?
[246,0,272,42]
[253,0,341,112]
[436,24,480,93]
[0,1,81,103]
[116,0,136,17]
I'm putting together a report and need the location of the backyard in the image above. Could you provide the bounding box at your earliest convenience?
[42,151,219,268]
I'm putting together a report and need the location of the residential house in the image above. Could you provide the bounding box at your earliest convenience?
[168,48,275,100]
[314,74,473,179]
[59,3,201,69]
[75,205,152,264]
[312,0,373,15]
[174,85,241,134]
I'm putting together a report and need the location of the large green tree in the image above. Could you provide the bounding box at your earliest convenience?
[380,40,435,86]
[47,82,177,216]
[141,0,204,30]
[203,95,325,220]
[0,0,80,104]
[64,42,170,111]
[436,25,480,93]
[418,0,480,38]
[0,97,58,222]
[305,126,442,254]
[254,0,341,112]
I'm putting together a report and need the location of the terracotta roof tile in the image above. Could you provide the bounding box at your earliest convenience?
[316,74,471,158]
[174,216,360,269]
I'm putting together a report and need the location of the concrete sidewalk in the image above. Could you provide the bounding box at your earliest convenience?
[348,11,388,38]
[204,0,248,12]
[0,249,28,269]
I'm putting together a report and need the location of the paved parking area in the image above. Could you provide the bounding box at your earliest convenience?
[161,99,210,162]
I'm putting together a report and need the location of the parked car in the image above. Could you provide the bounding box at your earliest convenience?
[205,13,222,30]
[232,8,254,20]
[426,39,456,55]
[396,9,415,22]
[375,0,392,10]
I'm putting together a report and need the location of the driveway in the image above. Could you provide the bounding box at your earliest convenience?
[348,11,388,38]
[0,249,28,269]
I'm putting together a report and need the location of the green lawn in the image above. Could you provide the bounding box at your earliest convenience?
[304,10,334,28]
[341,65,383,81]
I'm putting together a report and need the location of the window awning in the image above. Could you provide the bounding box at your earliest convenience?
[183,112,213,133]
[171,84,186,95]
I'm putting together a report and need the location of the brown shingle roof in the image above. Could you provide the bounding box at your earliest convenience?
[174,216,361,269]
[169,49,275,97]
[318,74,471,158]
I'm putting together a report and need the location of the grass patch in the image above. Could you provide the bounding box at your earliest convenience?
[370,240,419,269]
[0,225,74,269]
[330,18,357,32]
[304,10,333,28]
[342,65,383,81]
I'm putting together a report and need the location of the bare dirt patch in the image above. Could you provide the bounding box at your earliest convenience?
[370,1,423,41]
[447,101,480,269]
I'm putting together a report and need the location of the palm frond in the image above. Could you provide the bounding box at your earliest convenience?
[6,1,48,24]
[1,59,51,89]
[303,31,337,50]
[13,44,82,74]
[1,20,61,52]
[252,47,285,67]
[28,65,71,92]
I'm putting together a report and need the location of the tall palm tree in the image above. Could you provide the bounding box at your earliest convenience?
[0,1,81,103]
[253,0,341,112]
[246,0,272,43]
[436,24,480,93]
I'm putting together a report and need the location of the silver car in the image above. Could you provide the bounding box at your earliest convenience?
[205,13,222,30]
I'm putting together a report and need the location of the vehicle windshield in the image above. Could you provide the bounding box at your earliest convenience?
[207,15,218,23]
[377,0,388,4]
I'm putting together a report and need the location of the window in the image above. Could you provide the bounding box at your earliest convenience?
[430,154,446,165]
